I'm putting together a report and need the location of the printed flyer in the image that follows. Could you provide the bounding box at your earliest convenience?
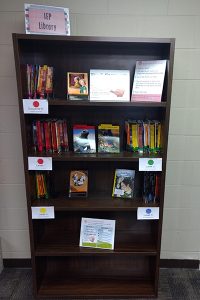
[79,217,116,250]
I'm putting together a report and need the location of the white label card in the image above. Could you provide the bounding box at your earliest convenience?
[23,99,48,114]
[28,157,52,170]
[139,158,162,171]
[31,206,55,219]
[137,207,159,220]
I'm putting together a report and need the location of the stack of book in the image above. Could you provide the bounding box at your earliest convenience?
[125,120,161,153]
[35,172,49,199]
[32,119,68,153]
[143,172,160,203]
[26,64,53,99]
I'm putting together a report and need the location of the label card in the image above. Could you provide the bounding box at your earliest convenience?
[137,207,159,220]
[139,158,162,171]
[31,206,55,219]
[28,157,52,170]
[23,99,48,114]
[24,4,70,35]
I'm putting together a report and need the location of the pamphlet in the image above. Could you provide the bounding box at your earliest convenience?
[79,217,116,250]
[90,69,130,101]
[131,60,166,102]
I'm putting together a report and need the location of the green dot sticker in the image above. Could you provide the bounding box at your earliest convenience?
[148,159,154,166]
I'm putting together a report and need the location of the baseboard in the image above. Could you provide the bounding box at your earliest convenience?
[3,259,31,268]
[160,259,199,269]
[3,258,199,269]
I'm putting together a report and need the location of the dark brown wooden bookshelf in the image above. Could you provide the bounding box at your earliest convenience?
[13,34,175,298]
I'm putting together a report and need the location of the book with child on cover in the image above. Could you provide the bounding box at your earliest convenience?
[112,169,135,198]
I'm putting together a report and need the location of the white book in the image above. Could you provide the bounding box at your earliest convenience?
[90,69,130,102]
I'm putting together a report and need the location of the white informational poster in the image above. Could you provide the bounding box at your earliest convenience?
[139,158,162,171]
[90,69,130,101]
[24,4,70,35]
[23,99,48,114]
[31,206,55,219]
[131,60,166,102]
[28,157,52,170]
[79,217,116,250]
[137,207,159,220]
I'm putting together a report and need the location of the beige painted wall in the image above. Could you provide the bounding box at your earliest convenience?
[0,0,200,260]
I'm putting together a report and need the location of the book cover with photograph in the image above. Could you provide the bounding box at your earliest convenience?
[69,170,88,197]
[90,69,130,101]
[98,124,120,153]
[73,124,96,153]
[112,169,135,198]
[67,72,88,100]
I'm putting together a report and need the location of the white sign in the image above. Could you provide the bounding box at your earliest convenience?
[28,157,52,170]
[25,4,70,35]
[80,217,116,250]
[23,99,48,114]
[90,69,130,102]
[139,158,162,171]
[137,207,159,220]
[132,60,166,102]
[31,206,55,219]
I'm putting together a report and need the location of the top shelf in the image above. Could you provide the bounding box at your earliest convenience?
[48,99,167,108]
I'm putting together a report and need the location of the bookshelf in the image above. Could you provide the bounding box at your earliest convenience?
[13,34,175,298]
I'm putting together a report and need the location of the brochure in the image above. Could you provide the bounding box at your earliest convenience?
[131,60,166,102]
[79,217,116,250]
[90,69,130,101]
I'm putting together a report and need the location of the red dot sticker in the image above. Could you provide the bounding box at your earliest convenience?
[33,101,39,108]
[37,158,44,165]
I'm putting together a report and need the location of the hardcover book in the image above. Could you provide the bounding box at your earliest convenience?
[90,69,130,101]
[67,72,88,100]
[98,124,120,153]
[112,169,135,198]
[69,170,88,197]
[73,124,96,153]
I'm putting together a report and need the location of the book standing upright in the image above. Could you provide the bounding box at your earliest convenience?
[13,34,175,298]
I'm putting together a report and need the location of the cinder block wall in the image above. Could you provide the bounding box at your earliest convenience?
[0,0,199,260]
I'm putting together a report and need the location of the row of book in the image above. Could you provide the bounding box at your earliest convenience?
[125,120,162,153]
[32,120,162,154]
[26,60,166,102]
[35,169,160,203]
[27,64,53,99]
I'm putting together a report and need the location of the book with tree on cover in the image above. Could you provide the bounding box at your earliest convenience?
[69,170,88,197]
[112,169,135,198]
[98,124,120,153]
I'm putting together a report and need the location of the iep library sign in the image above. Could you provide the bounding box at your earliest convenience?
[24,4,70,35]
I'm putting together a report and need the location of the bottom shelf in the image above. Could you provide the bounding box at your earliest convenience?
[38,277,156,298]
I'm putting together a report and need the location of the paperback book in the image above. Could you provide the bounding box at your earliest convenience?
[131,60,166,102]
[69,170,88,197]
[90,69,130,101]
[112,169,135,198]
[73,125,96,153]
[26,64,53,99]
[98,124,120,153]
[32,119,69,153]
[143,172,160,203]
[125,120,161,153]
[67,72,88,100]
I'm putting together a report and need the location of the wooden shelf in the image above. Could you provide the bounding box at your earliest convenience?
[35,243,157,257]
[28,151,162,162]
[32,196,159,211]
[48,98,167,108]
[38,277,156,298]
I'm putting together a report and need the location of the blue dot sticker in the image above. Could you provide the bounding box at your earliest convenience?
[146,208,152,214]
